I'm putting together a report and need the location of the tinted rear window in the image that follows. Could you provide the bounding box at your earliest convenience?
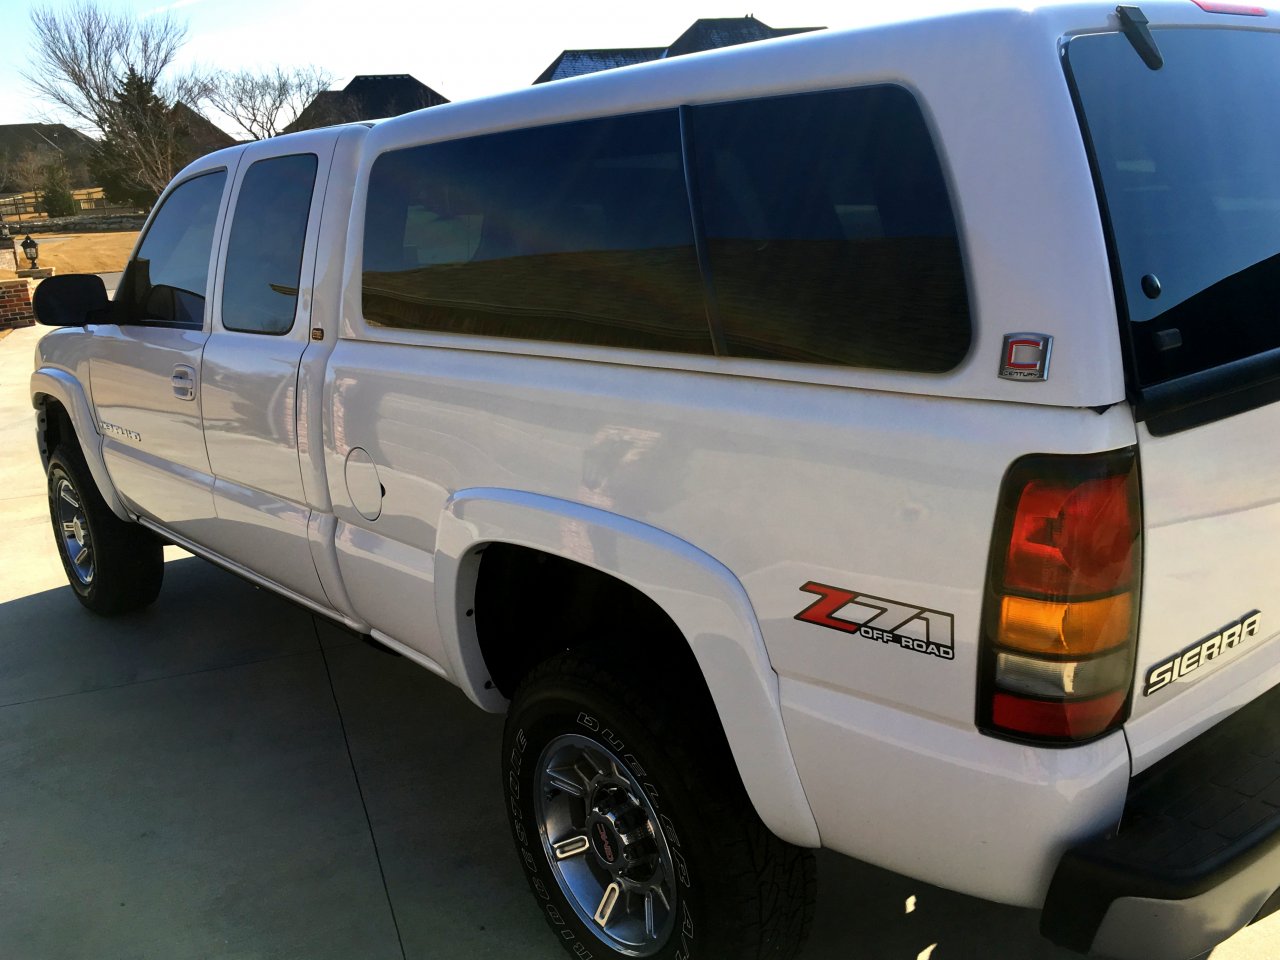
[688,86,970,371]
[362,87,970,374]
[362,110,711,355]
[1068,29,1280,388]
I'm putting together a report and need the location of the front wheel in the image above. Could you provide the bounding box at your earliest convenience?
[503,651,815,960]
[47,445,163,615]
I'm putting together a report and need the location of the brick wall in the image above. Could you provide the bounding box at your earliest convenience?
[0,279,35,329]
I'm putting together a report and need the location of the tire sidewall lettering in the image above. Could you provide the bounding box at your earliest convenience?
[510,711,696,958]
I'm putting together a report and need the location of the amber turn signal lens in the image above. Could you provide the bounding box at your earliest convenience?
[998,593,1133,657]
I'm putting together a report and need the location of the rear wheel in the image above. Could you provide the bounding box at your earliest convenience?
[47,445,163,615]
[503,650,815,960]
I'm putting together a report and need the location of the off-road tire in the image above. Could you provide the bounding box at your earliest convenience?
[503,650,816,960]
[47,444,163,615]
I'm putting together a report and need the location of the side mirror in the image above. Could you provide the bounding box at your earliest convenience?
[32,274,110,327]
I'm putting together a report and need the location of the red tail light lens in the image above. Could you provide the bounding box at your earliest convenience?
[1003,474,1135,597]
[991,690,1129,740]
[979,450,1142,745]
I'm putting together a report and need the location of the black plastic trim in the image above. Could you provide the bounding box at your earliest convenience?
[32,273,109,327]
[677,104,727,357]
[1042,681,1280,952]
[1115,6,1165,70]
[1135,347,1280,436]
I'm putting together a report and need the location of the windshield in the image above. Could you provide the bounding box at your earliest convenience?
[1067,28,1280,389]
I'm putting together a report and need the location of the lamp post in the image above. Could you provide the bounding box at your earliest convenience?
[21,235,38,269]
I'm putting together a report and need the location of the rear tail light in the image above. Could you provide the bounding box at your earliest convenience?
[978,450,1141,744]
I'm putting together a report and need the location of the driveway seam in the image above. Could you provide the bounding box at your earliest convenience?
[314,614,410,960]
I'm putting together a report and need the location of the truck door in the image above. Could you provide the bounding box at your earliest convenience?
[89,166,233,537]
[198,134,333,605]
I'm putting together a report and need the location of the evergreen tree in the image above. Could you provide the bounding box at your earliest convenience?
[88,70,191,207]
[38,160,77,218]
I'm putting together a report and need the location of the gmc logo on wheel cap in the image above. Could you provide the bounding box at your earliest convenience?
[795,582,955,661]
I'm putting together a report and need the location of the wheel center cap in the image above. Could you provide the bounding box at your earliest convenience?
[591,818,621,865]
[73,518,86,545]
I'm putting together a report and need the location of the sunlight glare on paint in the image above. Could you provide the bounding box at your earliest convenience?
[917,944,937,960]
[905,894,917,914]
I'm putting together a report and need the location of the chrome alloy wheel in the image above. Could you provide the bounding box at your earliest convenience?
[56,478,94,585]
[535,733,677,956]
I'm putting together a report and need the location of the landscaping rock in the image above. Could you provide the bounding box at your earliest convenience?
[11,214,147,235]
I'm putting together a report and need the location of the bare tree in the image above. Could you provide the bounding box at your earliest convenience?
[206,66,335,140]
[10,149,47,196]
[25,2,209,130]
[23,1,213,199]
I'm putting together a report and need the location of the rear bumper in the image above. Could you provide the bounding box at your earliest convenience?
[1042,681,1280,959]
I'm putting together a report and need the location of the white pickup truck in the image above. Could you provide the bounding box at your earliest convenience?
[28,3,1280,958]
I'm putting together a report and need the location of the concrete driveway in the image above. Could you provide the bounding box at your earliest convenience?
[2,322,1276,960]
[99,271,123,299]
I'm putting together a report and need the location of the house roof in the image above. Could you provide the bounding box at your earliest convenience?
[534,48,666,85]
[665,17,819,58]
[338,74,449,117]
[0,123,95,159]
[171,103,237,154]
[534,16,823,84]
[286,74,449,133]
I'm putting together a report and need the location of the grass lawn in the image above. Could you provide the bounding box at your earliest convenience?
[1,231,139,280]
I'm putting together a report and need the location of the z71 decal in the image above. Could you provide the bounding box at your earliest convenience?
[1144,611,1262,696]
[795,582,955,661]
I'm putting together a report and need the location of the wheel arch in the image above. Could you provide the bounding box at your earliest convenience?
[31,368,129,520]
[434,487,821,848]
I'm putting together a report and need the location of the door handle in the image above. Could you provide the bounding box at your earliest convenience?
[171,364,196,401]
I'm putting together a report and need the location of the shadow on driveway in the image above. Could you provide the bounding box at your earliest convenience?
[0,556,1094,960]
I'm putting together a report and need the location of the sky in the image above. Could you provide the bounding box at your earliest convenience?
[0,0,971,136]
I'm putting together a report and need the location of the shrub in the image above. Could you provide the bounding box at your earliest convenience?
[39,162,78,218]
